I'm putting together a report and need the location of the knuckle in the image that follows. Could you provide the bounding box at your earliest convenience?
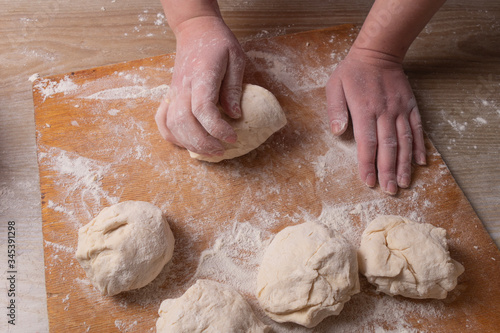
[166,110,184,130]
[381,136,398,149]
[359,160,376,172]
[364,135,378,148]
[221,85,242,102]
[192,102,217,124]
[378,163,396,175]
[400,131,413,145]
[413,121,424,133]
[191,101,208,116]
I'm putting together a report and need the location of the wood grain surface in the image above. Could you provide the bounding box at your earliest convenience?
[2,1,500,332]
[34,25,500,333]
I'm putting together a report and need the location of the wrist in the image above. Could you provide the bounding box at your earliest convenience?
[347,43,405,69]
[162,0,222,35]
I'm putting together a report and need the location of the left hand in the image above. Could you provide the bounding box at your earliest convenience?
[325,47,426,195]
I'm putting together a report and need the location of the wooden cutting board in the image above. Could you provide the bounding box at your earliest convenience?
[33,25,500,333]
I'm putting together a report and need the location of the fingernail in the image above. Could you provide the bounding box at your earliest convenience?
[384,180,398,195]
[398,173,411,188]
[225,102,241,119]
[365,173,376,187]
[232,105,242,118]
[330,120,343,134]
[416,152,427,165]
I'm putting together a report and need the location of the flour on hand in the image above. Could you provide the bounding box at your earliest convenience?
[256,221,360,328]
[358,215,465,299]
[189,83,287,162]
[75,201,175,296]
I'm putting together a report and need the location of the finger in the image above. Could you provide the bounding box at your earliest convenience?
[409,106,427,165]
[351,112,378,188]
[155,96,181,147]
[376,116,399,195]
[325,77,349,135]
[167,92,225,156]
[395,115,413,188]
[192,101,237,144]
[220,50,245,119]
[191,77,238,144]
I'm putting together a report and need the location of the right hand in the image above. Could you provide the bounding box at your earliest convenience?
[155,16,246,156]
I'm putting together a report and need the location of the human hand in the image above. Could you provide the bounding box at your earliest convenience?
[325,47,426,195]
[155,16,246,156]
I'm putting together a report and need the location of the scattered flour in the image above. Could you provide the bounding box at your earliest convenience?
[36,33,463,332]
[47,200,75,215]
[155,13,166,26]
[313,140,357,182]
[84,84,169,100]
[44,240,75,254]
[115,319,138,333]
[193,221,272,296]
[246,49,334,93]
[62,294,70,303]
[34,75,78,101]
[117,72,147,85]
[473,117,488,125]
[193,201,444,332]
[49,149,108,189]
[39,147,119,220]
[29,73,40,82]
[447,119,467,134]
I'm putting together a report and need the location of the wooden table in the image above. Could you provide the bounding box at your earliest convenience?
[1,1,499,332]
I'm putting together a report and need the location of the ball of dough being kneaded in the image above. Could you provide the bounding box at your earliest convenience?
[156,279,270,333]
[256,221,360,328]
[358,215,465,299]
[189,83,287,162]
[75,201,175,296]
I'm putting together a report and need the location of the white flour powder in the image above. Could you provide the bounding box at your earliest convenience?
[193,202,445,332]
[36,30,466,332]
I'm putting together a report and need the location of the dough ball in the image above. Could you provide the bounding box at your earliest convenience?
[189,83,286,162]
[256,222,360,328]
[75,201,175,296]
[156,279,270,333]
[358,215,465,299]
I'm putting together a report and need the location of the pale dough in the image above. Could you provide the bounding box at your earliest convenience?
[358,215,465,299]
[256,221,360,328]
[189,83,287,162]
[75,201,175,296]
[156,279,270,333]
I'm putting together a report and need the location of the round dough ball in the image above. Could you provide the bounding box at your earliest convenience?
[156,279,270,333]
[189,83,286,162]
[358,215,465,299]
[75,201,175,296]
[256,222,360,328]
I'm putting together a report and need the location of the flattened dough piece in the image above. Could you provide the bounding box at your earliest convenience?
[256,222,360,328]
[358,215,465,299]
[75,201,175,296]
[156,279,270,333]
[189,83,286,162]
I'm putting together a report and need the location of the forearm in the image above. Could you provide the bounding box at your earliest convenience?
[354,0,446,63]
[161,0,222,34]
